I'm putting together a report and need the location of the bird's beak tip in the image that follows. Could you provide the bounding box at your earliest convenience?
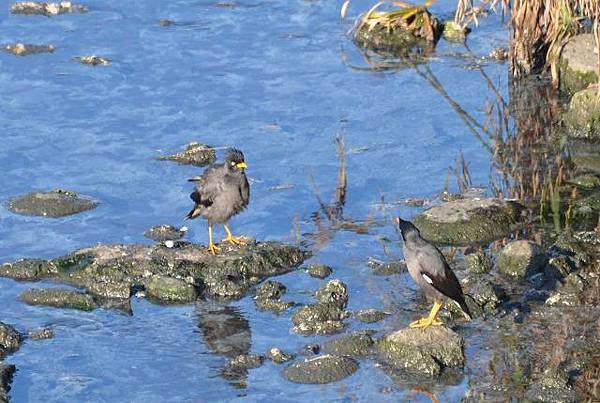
[395,217,401,225]
[236,162,248,169]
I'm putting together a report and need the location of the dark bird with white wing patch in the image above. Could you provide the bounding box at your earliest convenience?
[187,149,250,254]
[396,217,471,330]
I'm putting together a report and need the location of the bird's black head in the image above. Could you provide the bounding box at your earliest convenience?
[225,149,247,172]
[395,217,420,242]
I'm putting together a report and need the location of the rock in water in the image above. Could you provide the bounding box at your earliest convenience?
[254,281,294,313]
[145,276,198,303]
[156,142,216,166]
[322,331,374,358]
[496,240,547,278]
[292,279,349,336]
[377,326,465,378]
[143,224,186,242]
[413,198,517,246]
[21,288,98,311]
[6,189,98,217]
[0,323,23,359]
[560,33,599,94]
[282,355,358,384]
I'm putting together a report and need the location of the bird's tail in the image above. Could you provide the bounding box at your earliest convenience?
[456,297,472,320]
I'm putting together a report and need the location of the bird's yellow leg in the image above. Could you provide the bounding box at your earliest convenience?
[222,224,245,245]
[207,224,221,255]
[409,301,444,330]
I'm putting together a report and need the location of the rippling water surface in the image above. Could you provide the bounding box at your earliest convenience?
[1,0,509,400]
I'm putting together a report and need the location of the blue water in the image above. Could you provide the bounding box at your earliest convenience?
[1,0,508,401]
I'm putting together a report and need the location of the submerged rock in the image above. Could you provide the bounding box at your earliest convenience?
[156,142,216,167]
[377,326,465,378]
[496,240,547,278]
[0,323,23,359]
[282,355,358,384]
[560,33,598,94]
[21,288,98,311]
[2,241,306,304]
[144,224,187,242]
[5,43,55,56]
[292,303,348,336]
[413,198,517,246]
[6,189,98,217]
[306,264,332,279]
[353,308,389,323]
[254,281,294,313]
[221,354,264,386]
[74,55,111,66]
[368,259,407,276]
[11,1,88,15]
[145,276,198,303]
[568,138,600,173]
[322,331,374,358]
[28,328,54,340]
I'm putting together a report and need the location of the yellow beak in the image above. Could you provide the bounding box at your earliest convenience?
[236,162,248,169]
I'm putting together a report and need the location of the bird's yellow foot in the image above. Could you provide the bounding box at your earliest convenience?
[409,317,443,330]
[222,235,246,246]
[207,243,221,255]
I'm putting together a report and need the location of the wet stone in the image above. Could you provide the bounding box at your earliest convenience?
[156,142,216,167]
[525,368,579,403]
[20,288,98,311]
[267,348,294,364]
[464,251,492,274]
[453,277,503,318]
[322,331,374,358]
[254,281,294,313]
[353,308,389,323]
[292,303,348,336]
[442,21,469,43]
[222,354,264,382]
[489,47,508,62]
[0,364,16,402]
[74,55,111,66]
[6,189,98,217]
[368,259,407,276]
[11,1,88,15]
[0,259,56,280]
[568,174,600,190]
[496,240,547,278]
[376,326,465,378]
[315,279,348,309]
[5,43,55,56]
[545,290,582,307]
[564,88,600,142]
[560,33,598,94]
[413,198,517,246]
[306,264,332,279]
[144,224,187,242]
[0,323,23,359]
[145,276,198,303]
[28,328,54,340]
[282,355,358,384]
[545,255,577,281]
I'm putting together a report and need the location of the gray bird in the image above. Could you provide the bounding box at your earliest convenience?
[187,149,249,254]
[396,217,471,329]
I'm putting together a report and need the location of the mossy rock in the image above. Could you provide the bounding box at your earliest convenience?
[0,323,23,359]
[21,288,98,311]
[496,240,547,278]
[353,308,389,323]
[560,34,598,95]
[376,326,465,378]
[322,331,374,358]
[442,21,470,43]
[282,355,358,384]
[0,364,16,402]
[156,142,216,167]
[6,189,98,217]
[254,281,294,313]
[525,368,579,402]
[145,275,198,303]
[413,198,517,246]
[10,1,88,16]
[292,303,347,336]
[564,88,600,142]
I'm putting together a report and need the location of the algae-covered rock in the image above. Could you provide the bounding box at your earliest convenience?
[315,279,348,309]
[28,328,54,340]
[567,138,600,173]
[525,368,579,403]
[5,43,55,56]
[464,251,492,274]
[368,259,407,275]
[282,355,358,384]
[496,240,547,278]
[560,33,598,95]
[413,198,516,246]
[376,326,465,378]
[6,189,98,217]
[291,303,347,336]
[0,323,23,359]
[74,55,110,66]
[567,174,600,190]
[322,331,374,358]
[11,1,88,15]
[442,21,469,42]
[21,288,98,311]
[0,364,16,403]
[144,224,187,242]
[145,276,198,303]
[156,142,216,166]
[267,348,294,364]
[254,281,294,313]
[452,277,503,318]
[353,308,389,323]
[564,88,600,142]
[306,264,332,279]
[2,241,307,305]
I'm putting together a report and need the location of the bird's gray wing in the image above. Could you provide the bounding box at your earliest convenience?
[188,164,226,207]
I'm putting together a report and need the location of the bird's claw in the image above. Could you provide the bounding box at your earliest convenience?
[207,243,221,255]
[222,235,246,246]
[409,317,443,331]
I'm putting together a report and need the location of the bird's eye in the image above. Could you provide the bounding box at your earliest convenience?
[231,161,235,166]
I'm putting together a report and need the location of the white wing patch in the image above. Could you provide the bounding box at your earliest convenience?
[421,273,434,284]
